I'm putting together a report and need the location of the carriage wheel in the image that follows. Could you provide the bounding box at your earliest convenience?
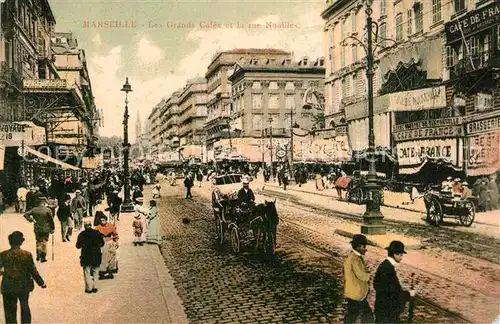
[230,226,240,253]
[427,199,443,226]
[459,202,475,227]
[215,216,224,244]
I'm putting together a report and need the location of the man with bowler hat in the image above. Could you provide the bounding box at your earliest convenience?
[343,234,373,323]
[76,218,104,293]
[373,240,415,323]
[0,231,47,324]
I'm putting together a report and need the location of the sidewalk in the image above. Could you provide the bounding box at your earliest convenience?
[0,207,188,324]
[259,179,500,238]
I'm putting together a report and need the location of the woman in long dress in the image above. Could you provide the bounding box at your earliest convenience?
[146,200,161,244]
[94,211,119,279]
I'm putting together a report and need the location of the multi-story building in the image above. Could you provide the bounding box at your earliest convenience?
[147,99,164,156]
[226,56,340,162]
[159,91,181,160]
[45,32,97,157]
[177,77,207,161]
[204,49,293,160]
[443,0,500,177]
[322,0,498,177]
[0,0,98,201]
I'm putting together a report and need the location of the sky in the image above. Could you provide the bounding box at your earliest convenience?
[49,0,326,142]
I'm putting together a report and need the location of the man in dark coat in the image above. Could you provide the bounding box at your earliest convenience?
[76,218,104,293]
[373,241,414,323]
[184,173,194,199]
[57,194,74,242]
[24,200,55,262]
[237,177,255,207]
[0,231,47,324]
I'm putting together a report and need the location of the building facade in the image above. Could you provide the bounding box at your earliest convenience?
[225,56,339,162]
[204,49,293,160]
[322,0,499,177]
[177,77,207,161]
[48,32,97,154]
[0,0,98,201]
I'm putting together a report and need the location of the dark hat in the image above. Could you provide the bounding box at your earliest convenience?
[350,234,368,246]
[8,231,25,245]
[385,240,407,254]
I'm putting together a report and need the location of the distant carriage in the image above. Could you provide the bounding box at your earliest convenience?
[211,174,278,254]
[335,171,386,204]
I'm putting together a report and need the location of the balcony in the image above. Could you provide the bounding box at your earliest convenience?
[450,50,500,79]
[0,62,23,90]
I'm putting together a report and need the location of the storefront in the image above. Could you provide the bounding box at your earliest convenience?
[211,133,350,163]
[465,114,500,176]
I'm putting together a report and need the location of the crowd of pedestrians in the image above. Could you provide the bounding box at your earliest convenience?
[0,167,163,323]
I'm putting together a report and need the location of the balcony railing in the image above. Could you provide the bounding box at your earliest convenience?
[450,50,499,79]
[0,62,23,90]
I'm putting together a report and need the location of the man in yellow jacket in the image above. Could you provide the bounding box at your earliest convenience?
[343,234,373,323]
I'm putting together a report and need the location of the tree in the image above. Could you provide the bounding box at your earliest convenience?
[311,112,326,129]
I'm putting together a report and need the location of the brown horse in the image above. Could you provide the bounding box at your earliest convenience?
[334,176,353,199]
[253,200,279,254]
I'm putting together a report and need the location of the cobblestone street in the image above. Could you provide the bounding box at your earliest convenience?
[153,183,499,323]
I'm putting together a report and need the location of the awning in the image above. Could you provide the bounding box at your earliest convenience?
[22,147,80,170]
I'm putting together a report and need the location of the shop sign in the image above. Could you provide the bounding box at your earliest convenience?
[389,86,446,112]
[467,129,500,176]
[394,125,463,141]
[467,116,500,135]
[23,79,67,89]
[393,117,462,132]
[445,1,500,43]
[82,156,102,169]
[397,139,457,166]
[0,122,46,147]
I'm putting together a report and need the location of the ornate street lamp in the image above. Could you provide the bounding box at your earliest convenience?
[268,116,274,180]
[120,77,134,212]
[341,0,388,234]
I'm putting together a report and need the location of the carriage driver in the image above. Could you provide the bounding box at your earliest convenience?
[237,176,255,208]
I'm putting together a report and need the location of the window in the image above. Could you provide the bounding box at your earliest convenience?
[470,36,478,55]
[432,0,442,24]
[268,94,279,109]
[341,18,346,41]
[340,45,346,67]
[415,4,423,33]
[252,94,262,109]
[446,46,455,67]
[378,23,387,48]
[407,10,413,35]
[395,14,403,42]
[483,35,490,62]
[285,95,295,110]
[351,12,356,34]
[352,44,357,62]
[380,0,387,16]
[352,73,358,94]
[498,26,500,50]
[454,0,466,13]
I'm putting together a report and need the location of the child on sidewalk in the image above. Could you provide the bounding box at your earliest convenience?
[132,214,144,246]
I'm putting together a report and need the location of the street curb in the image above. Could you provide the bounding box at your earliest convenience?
[333,229,422,250]
[151,245,189,324]
[263,183,428,214]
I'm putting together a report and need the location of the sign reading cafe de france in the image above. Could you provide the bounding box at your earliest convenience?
[396,139,459,167]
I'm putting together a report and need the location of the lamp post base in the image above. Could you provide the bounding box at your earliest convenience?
[121,201,135,213]
[361,179,386,235]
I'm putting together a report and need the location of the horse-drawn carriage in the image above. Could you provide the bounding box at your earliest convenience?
[423,188,477,226]
[335,171,386,205]
[211,174,278,254]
